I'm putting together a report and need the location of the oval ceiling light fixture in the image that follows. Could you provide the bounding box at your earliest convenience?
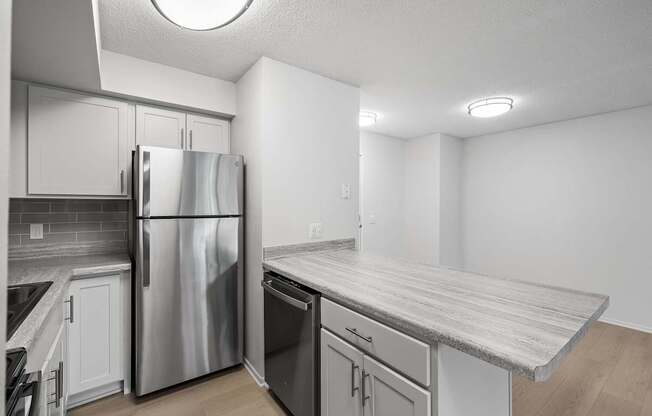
[151,0,253,31]
[467,97,514,118]
[359,111,378,127]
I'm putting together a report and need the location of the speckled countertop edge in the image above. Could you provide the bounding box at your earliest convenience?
[7,253,132,352]
[262,242,609,382]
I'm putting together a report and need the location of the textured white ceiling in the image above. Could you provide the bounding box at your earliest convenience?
[99,0,652,139]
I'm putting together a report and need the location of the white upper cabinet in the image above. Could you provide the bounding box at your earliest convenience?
[28,86,130,196]
[137,105,230,153]
[187,113,230,153]
[136,105,186,149]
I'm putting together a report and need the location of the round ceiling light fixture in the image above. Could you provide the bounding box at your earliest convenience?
[359,111,378,127]
[467,97,514,118]
[151,0,253,31]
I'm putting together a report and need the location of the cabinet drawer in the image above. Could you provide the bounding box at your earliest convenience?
[321,298,430,386]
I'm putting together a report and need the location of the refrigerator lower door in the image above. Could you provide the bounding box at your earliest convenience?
[135,217,243,396]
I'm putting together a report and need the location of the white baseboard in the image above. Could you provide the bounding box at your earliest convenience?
[599,318,652,334]
[243,357,268,389]
[67,381,124,409]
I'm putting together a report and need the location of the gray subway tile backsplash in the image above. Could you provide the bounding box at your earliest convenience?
[101,222,128,231]
[8,198,129,258]
[77,231,126,242]
[21,232,77,246]
[78,212,129,222]
[101,201,129,212]
[9,199,51,213]
[51,200,102,213]
[8,223,30,235]
[49,223,102,233]
[21,213,77,224]
[8,235,20,247]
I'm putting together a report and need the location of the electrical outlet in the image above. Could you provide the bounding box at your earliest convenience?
[309,222,323,240]
[30,224,44,240]
[341,184,351,199]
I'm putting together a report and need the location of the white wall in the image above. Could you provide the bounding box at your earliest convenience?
[439,134,463,268]
[404,135,440,264]
[462,105,652,332]
[360,131,405,257]
[401,133,463,267]
[1,0,11,411]
[100,50,237,117]
[261,58,360,247]
[231,59,265,378]
[232,57,360,378]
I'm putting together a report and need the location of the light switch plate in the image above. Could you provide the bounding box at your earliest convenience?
[30,224,44,240]
[309,222,323,240]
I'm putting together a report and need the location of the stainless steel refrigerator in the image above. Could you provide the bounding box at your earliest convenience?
[133,145,244,396]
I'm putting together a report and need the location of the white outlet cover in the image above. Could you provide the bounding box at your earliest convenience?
[30,223,44,240]
[309,222,323,239]
[341,184,351,199]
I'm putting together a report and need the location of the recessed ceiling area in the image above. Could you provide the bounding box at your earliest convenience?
[99,0,652,139]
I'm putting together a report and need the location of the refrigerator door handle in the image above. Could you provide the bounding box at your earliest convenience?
[143,219,151,287]
[142,150,151,218]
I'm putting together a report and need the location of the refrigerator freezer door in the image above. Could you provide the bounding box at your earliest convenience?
[135,217,243,396]
[135,146,243,217]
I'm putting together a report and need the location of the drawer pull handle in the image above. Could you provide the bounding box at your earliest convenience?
[346,327,373,343]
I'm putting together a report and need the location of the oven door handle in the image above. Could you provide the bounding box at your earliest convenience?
[262,281,312,311]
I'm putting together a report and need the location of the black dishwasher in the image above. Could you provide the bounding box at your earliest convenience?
[263,272,320,416]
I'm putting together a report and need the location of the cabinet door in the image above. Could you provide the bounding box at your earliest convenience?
[67,275,122,395]
[136,105,186,149]
[187,113,230,153]
[321,329,364,416]
[362,355,431,416]
[41,325,64,416]
[28,86,129,196]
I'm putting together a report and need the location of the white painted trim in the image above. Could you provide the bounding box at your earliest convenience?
[66,381,123,409]
[243,357,267,388]
[599,318,652,334]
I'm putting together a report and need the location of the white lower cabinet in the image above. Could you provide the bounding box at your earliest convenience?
[321,329,430,416]
[66,274,125,405]
[321,329,364,416]
[39,324,66,416]
[363,355,431,416]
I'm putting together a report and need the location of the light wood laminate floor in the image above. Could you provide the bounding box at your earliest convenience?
[514,322,652,416]
[68,367,286,416]
[70,322,652,416]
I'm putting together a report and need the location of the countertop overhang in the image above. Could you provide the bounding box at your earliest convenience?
[263,246,609,382]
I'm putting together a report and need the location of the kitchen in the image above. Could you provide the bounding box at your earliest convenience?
[0,1,651,416]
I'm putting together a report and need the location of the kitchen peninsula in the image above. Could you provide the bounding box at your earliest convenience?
[263,239,609,416]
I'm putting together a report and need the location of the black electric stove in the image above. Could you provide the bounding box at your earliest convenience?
[7,282,52,340]
[6,349,40,416]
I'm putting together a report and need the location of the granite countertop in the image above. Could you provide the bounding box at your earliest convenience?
[263,245,609,382]
[7,253,132,351]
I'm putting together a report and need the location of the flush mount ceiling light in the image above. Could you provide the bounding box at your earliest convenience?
[151,0,253,31]
[467,97,514,118]
[359,111,378,127]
